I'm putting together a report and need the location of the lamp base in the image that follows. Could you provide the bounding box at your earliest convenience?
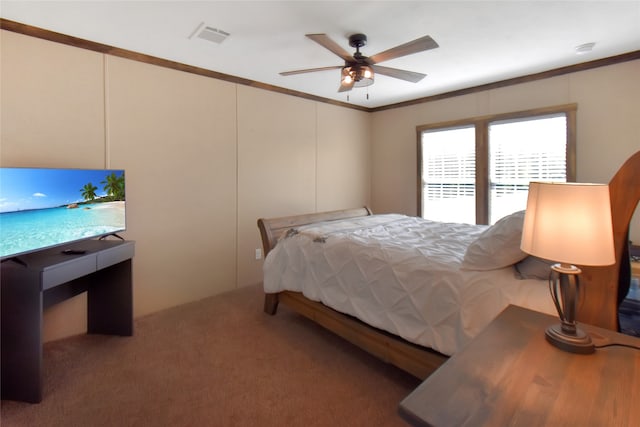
[545,324,595,354]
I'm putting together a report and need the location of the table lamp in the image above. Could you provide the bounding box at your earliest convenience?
[521,182,615,354]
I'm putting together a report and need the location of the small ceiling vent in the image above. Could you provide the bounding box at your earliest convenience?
[189,22,229,44]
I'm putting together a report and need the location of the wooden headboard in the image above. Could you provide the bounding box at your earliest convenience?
[257,207,372,257]
[580,150,640,330]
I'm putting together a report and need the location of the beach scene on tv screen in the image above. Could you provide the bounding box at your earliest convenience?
[0,168,126,258]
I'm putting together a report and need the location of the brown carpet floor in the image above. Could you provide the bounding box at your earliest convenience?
[1,284,420,426]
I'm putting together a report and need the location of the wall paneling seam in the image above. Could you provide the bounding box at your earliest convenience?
[234,84,240,289]
[103,54,110,169]
[314,103,318,212]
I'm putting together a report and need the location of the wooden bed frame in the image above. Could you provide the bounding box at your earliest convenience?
[257,151,640,380]
[258,207,446,379]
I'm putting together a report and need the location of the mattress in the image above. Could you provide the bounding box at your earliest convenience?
[263,214,556,356]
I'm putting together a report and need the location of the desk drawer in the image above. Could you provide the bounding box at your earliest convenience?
[41,255,97,290]
[97,241,135,269]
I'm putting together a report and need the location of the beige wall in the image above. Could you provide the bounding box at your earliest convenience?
[236,92,371,288]
[2,28,637,343]
[105,57,239,316]
[371,60,640,243]
[0,30,371,342]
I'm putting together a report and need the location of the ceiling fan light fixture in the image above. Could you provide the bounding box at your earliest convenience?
[342,65,374,87]
[342,67,354,85]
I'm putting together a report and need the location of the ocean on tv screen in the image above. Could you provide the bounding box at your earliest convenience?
[0,168,125,258]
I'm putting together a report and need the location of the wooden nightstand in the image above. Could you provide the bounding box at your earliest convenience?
[399,305,640,426]
[632,260,640,278]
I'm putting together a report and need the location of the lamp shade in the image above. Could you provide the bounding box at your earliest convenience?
[521,182,615,266]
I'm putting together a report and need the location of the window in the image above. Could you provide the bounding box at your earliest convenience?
[421,126,476,224]
[418,105,576,225]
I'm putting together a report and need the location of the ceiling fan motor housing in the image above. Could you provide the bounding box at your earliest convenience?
[348,33,368,49]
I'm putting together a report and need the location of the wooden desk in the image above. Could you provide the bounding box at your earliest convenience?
[399,305,640,426]
[1,239,134,403]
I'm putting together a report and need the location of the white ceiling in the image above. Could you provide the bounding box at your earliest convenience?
[2,1,639,108]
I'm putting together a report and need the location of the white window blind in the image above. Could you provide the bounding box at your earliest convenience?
[489,114,567,223]
[421,126,476,224]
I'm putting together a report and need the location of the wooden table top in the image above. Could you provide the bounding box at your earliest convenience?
[399,305,640,427]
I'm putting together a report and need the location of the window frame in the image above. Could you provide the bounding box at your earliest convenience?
[417,104,577,224]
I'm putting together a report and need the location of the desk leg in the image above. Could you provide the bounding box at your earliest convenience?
[1,267,44,403]
[87,260,133,336]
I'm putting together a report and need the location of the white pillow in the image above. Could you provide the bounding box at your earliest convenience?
[461,210,528,271]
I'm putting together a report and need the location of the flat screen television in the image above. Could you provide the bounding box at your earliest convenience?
[0,167,126,260]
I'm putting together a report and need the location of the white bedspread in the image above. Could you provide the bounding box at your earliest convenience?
[263,214,556,356]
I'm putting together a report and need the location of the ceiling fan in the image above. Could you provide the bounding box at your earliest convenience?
[280,33,439,92]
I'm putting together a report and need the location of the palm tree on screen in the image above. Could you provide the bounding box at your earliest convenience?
[101,172,125,201]
[80,183,98,201]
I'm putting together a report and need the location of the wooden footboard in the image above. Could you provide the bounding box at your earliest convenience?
[257,207,447,379]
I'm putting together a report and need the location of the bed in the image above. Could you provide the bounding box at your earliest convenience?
[257,150,640,379]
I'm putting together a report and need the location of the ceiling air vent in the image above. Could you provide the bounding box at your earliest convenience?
[189,22,229,44]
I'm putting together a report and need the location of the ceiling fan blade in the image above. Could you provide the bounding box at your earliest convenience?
[280,65,343,76]
[368,35,439,64]
[306,34,353,62]
[371,65,426,83]
[338,80,354,92]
